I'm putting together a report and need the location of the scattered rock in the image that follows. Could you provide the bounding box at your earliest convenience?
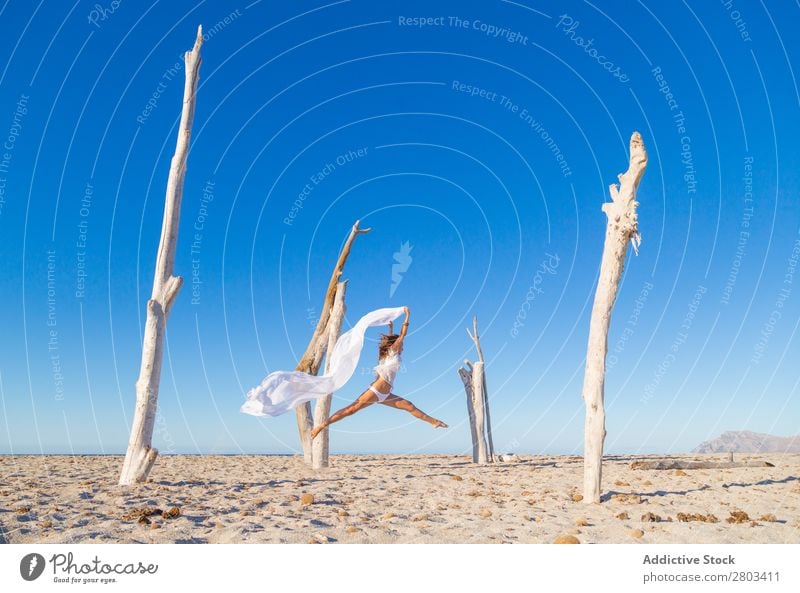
[479,509,493,518]
[162,507,181,519]
[15,506,31,515]
[676,512,719,523]
[412,514,428,522]
[641,512,662,523]
[467,490,480,497]
[759,514,778,522]
[123,506,163,521]
[39,520,53,529]
[571,493,584,502]
[381,512,395,521]
[726,510,750,524]
[630,529,644,539]
[614,480,630,487]
[575,517,589,527]
[137,516,151,525]
[337,510,349,517]
[497,454,519,463]
[346,526,359,534]
[150,522,161,530]
[300,493,315,506]
[553,535,580,544]
[616,512,630,520]
[451,475,463,481]
[674,469,688,476]
[642,480,653,486]
[310,533,332,543]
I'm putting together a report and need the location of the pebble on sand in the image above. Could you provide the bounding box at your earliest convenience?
[300,493,315,506]
[630,529,644,539]
[553,535,580,544]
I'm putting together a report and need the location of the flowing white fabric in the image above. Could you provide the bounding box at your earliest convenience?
[241,306,406,417]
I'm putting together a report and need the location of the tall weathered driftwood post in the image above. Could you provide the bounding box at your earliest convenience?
[458,316,494,464]
[119,27,204,485]
[312,280,347,469]
[582,132,647,503]
[294,221,369,464]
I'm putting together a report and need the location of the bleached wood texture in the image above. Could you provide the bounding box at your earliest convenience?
[119,26,204,485]
[582,132,648,503]
[294,221,370,464]
[312,281,347,469]
[458,363,480,463]
[469,317,495,461]
[459,317,493,464]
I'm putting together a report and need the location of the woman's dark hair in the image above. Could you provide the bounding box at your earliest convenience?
[378,334,399,360]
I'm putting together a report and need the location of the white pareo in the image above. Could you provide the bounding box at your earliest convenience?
[370,351,401,402]
[241,306,406,417]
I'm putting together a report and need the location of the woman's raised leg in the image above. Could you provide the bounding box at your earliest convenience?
[379,394,448,428]
[310,390,377,439]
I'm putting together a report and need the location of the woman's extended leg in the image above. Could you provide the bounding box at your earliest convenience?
[380,394,448,428]
[310,390,377,439]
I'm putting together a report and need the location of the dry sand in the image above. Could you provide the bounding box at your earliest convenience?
[1,454,798,544]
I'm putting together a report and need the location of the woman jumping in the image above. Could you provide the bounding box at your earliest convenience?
[311,306,447,439]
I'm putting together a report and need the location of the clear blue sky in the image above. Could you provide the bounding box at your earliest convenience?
[0,0,798,455]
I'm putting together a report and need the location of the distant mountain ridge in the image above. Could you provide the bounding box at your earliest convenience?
[693,431,800,454]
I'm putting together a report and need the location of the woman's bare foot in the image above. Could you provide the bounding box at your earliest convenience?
[431,419,448,429]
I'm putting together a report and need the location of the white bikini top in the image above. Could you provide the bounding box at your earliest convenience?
[374,351,401,387]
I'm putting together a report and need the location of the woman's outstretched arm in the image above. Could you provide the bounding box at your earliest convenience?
[392,307,410,351]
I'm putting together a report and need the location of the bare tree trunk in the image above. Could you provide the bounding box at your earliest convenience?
[294,221,370,463]
[119,27,203,485]
[582,132,648,503]
[119,27,204,486]
[459,366,479,462]
[458,316,493,464]
[312,280,347,469]
[481,367,494,460]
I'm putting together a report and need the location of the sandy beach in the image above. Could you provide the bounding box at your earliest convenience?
[1,454,798,544]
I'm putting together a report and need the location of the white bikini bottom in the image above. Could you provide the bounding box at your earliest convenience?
[368,385,392,402]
